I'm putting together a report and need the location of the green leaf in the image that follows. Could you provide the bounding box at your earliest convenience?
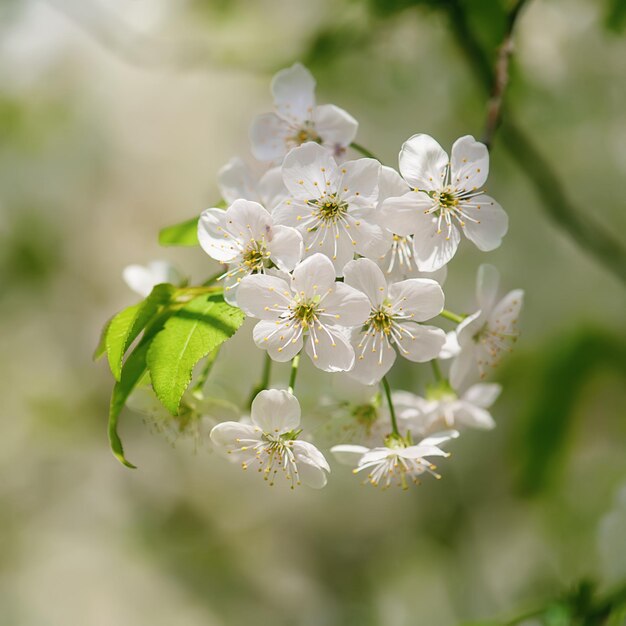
[106,284,174,381]
[108,342,149,469]
[158,216,199,247]
[605,0,626,33]
[108,309,173,468]
[147,294,245,415]
[93,316,112,361]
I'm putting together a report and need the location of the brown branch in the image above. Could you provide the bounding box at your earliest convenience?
[444,0,626,284]
[482,0,529,148]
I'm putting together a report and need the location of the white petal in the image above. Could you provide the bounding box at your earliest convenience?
[455,310,485,347]
[198,208,241,263]
[250,113,291,162]
[330,444,369,466]
[252,319,304,362]
[455,403,496,429]
[321,282,371,327]
[291,253,337,296]
[217,157,261,205]
[147,260,183,287]
[225,199,274,241]
[476,264,500,313]
[450,135,489,190]
[400,444,448,459]
[449,343,477,389]
[281,141,340,198]
[388,278,444,322]
[412,215,461,271]
[305,223,356,275]
[462,383,502,408]
[378,165,410,206]
[419,430,459,447]
[306,326,355,372]
[347,209,389,259]
[490,289,524,330]
[271,63,316,122]
[258,166,288,210]
[395,323,446,363]
[251,389,301,433]
[348,333,396,385]
[314,104,358,149]
[380,191,434,237]
[268,225,303,271]
[293,442,330,488]
[399,134,448,191]
[340,158,380,207]
[210,421,261,451]
[462,194,508,251]
[439,331,461,360]
[236,274,291,319]
[222,271,245,306]
[343,257,388,307]
[123,263,164,297]
[294,440,330,471]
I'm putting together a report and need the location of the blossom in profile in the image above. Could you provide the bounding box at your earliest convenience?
[122,260,183,297]
[274,141,387,275]
[381,134,508,271]
[236,253,371,372]
[403,383,501,434]
[342,258,446,385]
[198,199,302,305]
[250,63,358,162]
[210,389,330,488]
[331,431,458,490]
[450,264,523,387]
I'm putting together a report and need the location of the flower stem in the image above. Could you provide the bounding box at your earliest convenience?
[381,376,400,437]
[350,142,380,161]
[288,353,301,394]
[440,309,465,324]
[431,359,444,383]
[246,352,273,408]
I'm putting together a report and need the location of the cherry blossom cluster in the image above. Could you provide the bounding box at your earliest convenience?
[125,63,523,490]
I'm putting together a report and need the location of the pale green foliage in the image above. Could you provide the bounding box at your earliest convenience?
[158,216,200,247]
[146,294,245,415]
[104,284,175,381]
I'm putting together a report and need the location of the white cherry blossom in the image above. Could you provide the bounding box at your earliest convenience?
[331,431,458,490]
[210,389,330,489]
[198,199,303,305]
[342,258,446,385]
[236,253,371,372]
[218,156,286,211]
[273,142,387,275]
[376,166,447,283]
[450,264,523,387]
[250,63,358,163]
[404,383,501,434]
[381,134,508,271]
[122,260,183,297]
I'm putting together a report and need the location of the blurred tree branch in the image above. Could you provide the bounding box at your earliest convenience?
[444,0,626,284]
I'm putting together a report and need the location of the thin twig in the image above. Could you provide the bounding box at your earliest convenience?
[483,0,529,147]
[444,0,626,284]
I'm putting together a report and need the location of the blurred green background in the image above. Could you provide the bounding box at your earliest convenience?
[1,0,625,624]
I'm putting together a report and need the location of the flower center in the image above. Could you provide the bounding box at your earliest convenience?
[293,300,319,328]
[242,242,270,272]
[368,305,394,334]
[308,193,348,223]
[436,189,459,209]
[290,121,321,146]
